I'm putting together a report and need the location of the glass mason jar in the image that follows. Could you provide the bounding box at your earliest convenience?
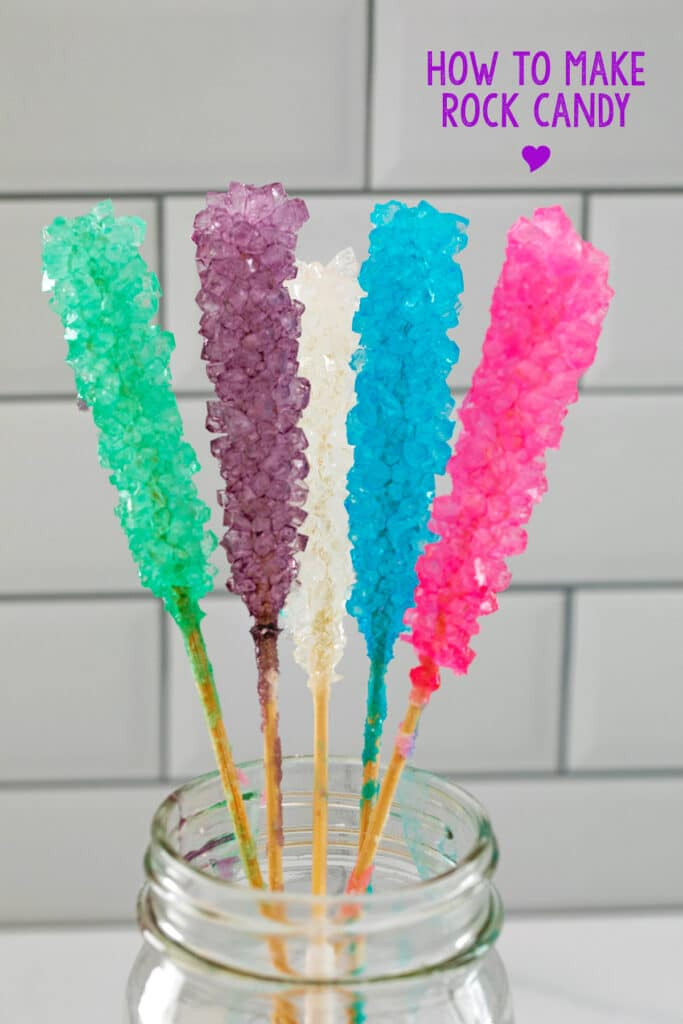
[127,757,513,1023]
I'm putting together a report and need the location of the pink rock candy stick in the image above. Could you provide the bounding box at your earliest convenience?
[406,205,613,698]
[347,205,613,894]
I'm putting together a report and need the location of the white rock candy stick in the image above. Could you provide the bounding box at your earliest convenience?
[286,249,360,902]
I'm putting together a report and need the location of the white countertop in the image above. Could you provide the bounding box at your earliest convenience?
[2,912,681,1023]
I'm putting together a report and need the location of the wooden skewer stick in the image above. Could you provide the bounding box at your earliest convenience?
[336,697,425,1019]
[346,700,424,895]
[263,678,285,895]
[176,588,264,888]
[251,626,305,1024]
[252,623,287,898]
[179,594,297,1018]
[341,668,437,1024]
[312,676,331,902]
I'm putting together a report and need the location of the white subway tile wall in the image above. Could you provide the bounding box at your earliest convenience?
[503,394,683,583]
[568,590,683,770]
[1,1,681,923]
[1,1,367,192]
[0,599,160,781]
[585,195,683,387]
[0,402,140,593]
[477,777,683,911]
[0,786,167,923]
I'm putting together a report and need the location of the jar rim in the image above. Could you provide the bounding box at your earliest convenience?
[149,755,498,916]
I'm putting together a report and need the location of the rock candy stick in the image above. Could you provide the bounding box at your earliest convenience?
[347,206,613,894]
[193,183,310,897]
[346,200,468,844]
[285,251,361,899]
[41,201,263,889]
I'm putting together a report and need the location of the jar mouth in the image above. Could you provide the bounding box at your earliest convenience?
[149,755,498,915]
[144,756,501,981]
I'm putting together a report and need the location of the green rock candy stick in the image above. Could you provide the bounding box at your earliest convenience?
[41,200,264,890]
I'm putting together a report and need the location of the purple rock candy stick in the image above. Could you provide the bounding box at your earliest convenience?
[193,183,310,626]
[193,182,310,895]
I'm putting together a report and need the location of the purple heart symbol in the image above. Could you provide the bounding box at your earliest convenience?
[522,144,551,173]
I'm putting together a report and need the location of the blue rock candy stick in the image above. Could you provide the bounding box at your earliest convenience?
[345,199,467,829]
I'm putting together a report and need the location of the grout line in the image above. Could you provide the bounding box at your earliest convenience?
[579,385,683,396]
[569,580,683,589]
[539,579,683,590]
[0,391,208,403]
[2,186,683,200]
[557,589,575,773]
[3,767,683,792]
[454,386,683,398]
[158,602,169,781]
[0,390,213,403]
[0,393,80,402]
[155,196,166,330]
[359,185,683,196]
[583,191,592,241]
[580,190,590,240]
[505,904,683,920]
[493,580,683,591]
[0,192,162,202]
[363,0,375,190]
[5,385,683,405]
[0,920,138,931]
[444,767,683,782]
[2,582,683,603]
[0,591,156,602]
[0,778,169,792]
